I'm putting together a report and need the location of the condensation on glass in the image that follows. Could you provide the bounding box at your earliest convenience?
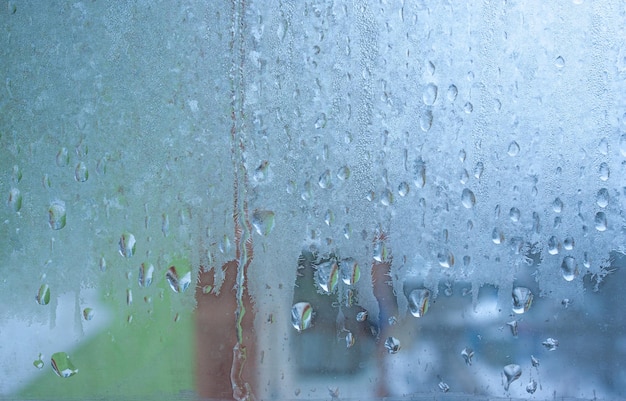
[1,1,625,400]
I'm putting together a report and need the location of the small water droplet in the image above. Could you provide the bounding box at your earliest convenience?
[11,164,22,183]
[166,266,191,293]
[252,209,276,236]
[56,148,69,167]
[314,113,327,129]
[408,288,430,317]
[547,236,560,255]
[291,302,313,332]
[138,263,154,287]
[598,137,609,155]
[414,158,426,188]
[51,352,78,378]
[503,364,522,391]
[594,211,607,231]
[459,169,469,184]
[526,379,537,394]
[356,311,368,322]
[563,236,574,250]
[507,141,520,156]
[398,181,410,197]
[463,102,473,113]
[384,336,401,354]
[345,331,355,348]
[620,135,626,157]
[318,169,332,189]
[596,188,609,208]
[531,355,540,367]
[599,162,610,181]
[507,320,518,337]
[48,201,66,230]
[336,166,350,180]
[461,347,474,365]
[512,287,533,314]
[82,308,94,321]
[340,258,360,285]
[33,354,44,369]
[420,110,433,132]
[126,289,133,306]
[74,162,88,182]
[509,207,520,222]
[473,162,484,179]
[7,188,22,212]
[118,232,136,257]
[491,228,504,244]
[380,188,393,206]
[542,337,559,351]
[552,197,563,213]
[561,256,579,281]
[324,209,334,226]
[36,284,50,305]
[438,381,450,393]
[373,240,388,262]
[422,83,438,106]
[437,249,454,268]
[555,56,565,68]
[461,188,476,208]
[316,260,339,293]
[447,84,458,101]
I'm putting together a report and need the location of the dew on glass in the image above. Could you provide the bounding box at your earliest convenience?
[291,302,313,332]
[512,287,533,314]
[561,256,579,281]
[384,336,401,354]
[36,284,50,306]
[408,288,430,317]
[340,258,360,286]
[507,141,520,156]
[422,83,438,106]
[138,263,154,287]
[33,354,44,369]
[56,147,69,167]
[316,260,339,293]
[82,307,94,321]
[118,232,136,258]
[461,188,476,208]
[596,188,609,208]
[7,187,22,212]
[48,201,66,230]
[599,162,609,181]
[447,84,458,101]
[166,266,191,293]
[542,337,559,351]
[398,181,410,197]
[594,211,607,231]
[252,209,276,236]
[503,364,522,391]
[74,161,88,182]
[461,347,474,365]
[50,352,78,378]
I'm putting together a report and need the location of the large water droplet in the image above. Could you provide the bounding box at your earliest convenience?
[7,188,22,212]
[252,209,275,236]
[118,232,136,257]
[316,260,339,293]
[596,188,609,208]
[461,188,476,208]
[51,352,78,378]
[36,284,50,305]
[74,162,88,182]
[512,287,533,314]
[422,83,437,106]
[542,337,559,351]
[166,266,191,293]
[560,256,579,281]
[48,201,66,230]
[503,364,522,391]
[291,302,313,332]
[384,336,401,354]
[138,263,154,287]
[408,288,430,317]
[340,258,360,285]
[461,347,474,365]
[594,211,607,231]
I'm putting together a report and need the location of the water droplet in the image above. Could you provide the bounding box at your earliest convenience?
[126,289,133,306]
[473,162,484,179]
[461,347,474,365]
[526,379,538,394]
[340,258,360,285]
[509,207,520,222]
[408,288,430,317]
[563,236,574,250]
[555,56,565,68]
[118,232,136,258]
[507,320,519,337]
[336,166,350,180]
[291,302,313,332]
[11,164,22,183]
[48,201,66,230]
[420,110,433,132]
[324,209,334,226]
[36,284,50,305]
[380,188,393,206]
[316,260,339,293]
[82,308,94,321]
[507,141,520,156]
[503,364,522,391]
[459,169,469,184]
[599,162,610,181]
[561,256,579,281]
[138,263,154,287]
[438,381,450,393]
[74,162,88,182]
[596,188,609,208]
[166,266,191,293]
[422,83,438,106]
[413,158,426,188]
[512,287,533,314]
[594,211,607,231]
[463,102,473,114]
[437,250,454,268]
[314,113,327,129]
[384,336,401,354]
[7,188,22,212]
[542,337,559,351]
[345,331,355,348]
[373,240,388,262]
[318,169,332,189]
[398,181,410,197]
[491,228,504,244]
[598,137,609,155]
[447,84,458,101]
[552,197,563,213]
[56,148,69,167]
[461,188,476,208]
[620,134,626,157]
[252,209,276,236]
[531,355,540,367]
[50,352,78,378]
[356,311,368,322]
[547,236,560,255]
[33,354,44,369]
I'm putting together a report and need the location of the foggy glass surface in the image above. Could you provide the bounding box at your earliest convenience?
[1,1,626,400]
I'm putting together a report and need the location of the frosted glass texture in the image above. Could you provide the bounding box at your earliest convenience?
[1,1,626,400]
